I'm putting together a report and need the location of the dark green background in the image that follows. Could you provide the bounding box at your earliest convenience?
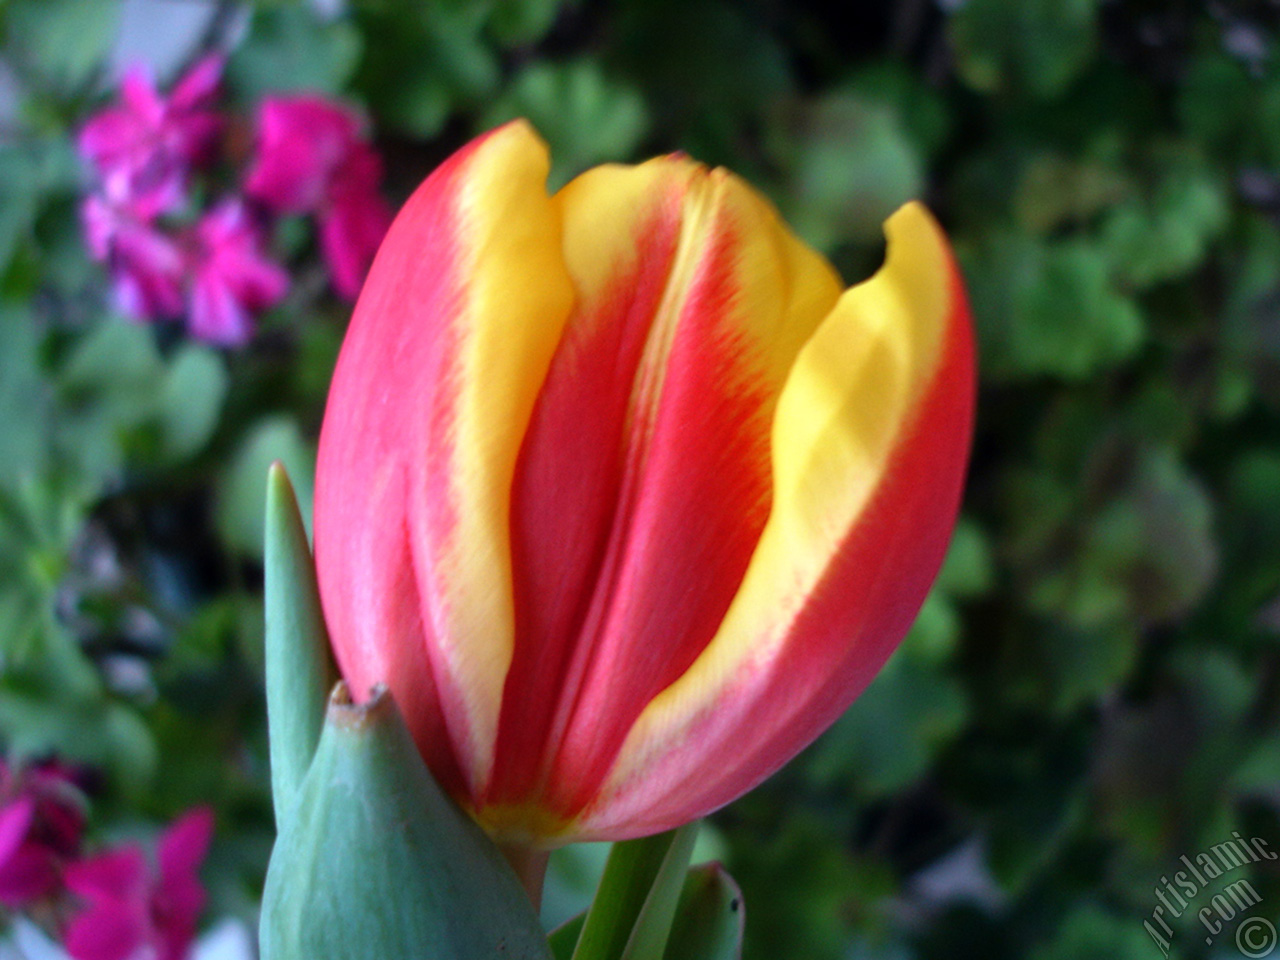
[1,1,1278,957]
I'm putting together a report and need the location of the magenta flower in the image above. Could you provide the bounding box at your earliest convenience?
[187,201,289,346]
[79,56,223,217]
[63,808,214,960]
[0,762,86,908]
[81,195,187,321]
[245,95,391,300]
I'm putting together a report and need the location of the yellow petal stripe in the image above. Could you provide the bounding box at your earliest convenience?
[587,202,961,828]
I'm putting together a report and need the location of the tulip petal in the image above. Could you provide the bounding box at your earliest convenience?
[482,158,842,834]
[314,122,575,795]
[579,202,975,838]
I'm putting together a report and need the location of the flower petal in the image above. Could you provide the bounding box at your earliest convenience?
[157,807,213,886]
[580,202,976,838]
[481,158,842,837]
[314,121,575,796]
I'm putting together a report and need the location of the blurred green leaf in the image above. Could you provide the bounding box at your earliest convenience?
[157,344,228,462]
[964,232,1144,381]
[1098,153,1228,290]
[664,864,744,960]
[488,0,567,47]
[937,519,995,599]
[227,5,362,101]
[483,60,648,188]
[353,0,498,138]
[773,94,923,250]
[607,0,790,163]
[216,416,315,559]
[808,649,967,798]
[948,0,1100,99]
[1028,903,1159,960]
[0,305,49,482]
[1013,153,1130,234]
[4,0,121,92]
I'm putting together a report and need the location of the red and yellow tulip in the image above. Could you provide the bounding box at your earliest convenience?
[312,121,974,846]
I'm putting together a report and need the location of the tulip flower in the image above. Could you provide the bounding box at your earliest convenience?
[313,121,974,847]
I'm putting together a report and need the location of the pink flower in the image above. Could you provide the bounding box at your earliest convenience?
[245,95,391,300]
[81,194,287,345]
[79,56,223,217]
[0,762,86,907]
[187,201,289,346]
[81,195,187,320]
[64,808,214,960]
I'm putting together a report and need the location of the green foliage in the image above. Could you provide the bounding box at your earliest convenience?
[3,0,121,94]
[260,687,552,960]
[964,231,1145,380]
[949,0,1100,99]
[483,59,648,189]
[227,6,363,101]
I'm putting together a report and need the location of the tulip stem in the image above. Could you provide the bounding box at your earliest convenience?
[499,843,550,912]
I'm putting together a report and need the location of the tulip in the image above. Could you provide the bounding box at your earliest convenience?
[313,121,974,847]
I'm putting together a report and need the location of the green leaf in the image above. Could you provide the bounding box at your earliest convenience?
[0,142,78,279]
[0,305,49,483]
[483,60,648,189]
[664,864,743,960]
[217,416,315,559]
[843,61,951,161]
[259,686,552,960]
[948,0,1100,100]
[353,1,499,138]
[620,826,701,960]
[963,232,1144,381]
[772,94,923,250]
[263,463,336,830]
[1098,154,1228,289]
[605,0,790,162]
[550,915,587,960]
[807,649,967,798]
[56,319,165,478]
[936,519,995,600]
[552,863,743,960]
[227,6,362,101]
[157,344,228,462]
[570,823,699,960]
[1013,153,1130,234]
[487,0,567,47]
[0,672,157,797]
[1028,903,1159,960]
[5,0,122,92]
[544,842,614,931]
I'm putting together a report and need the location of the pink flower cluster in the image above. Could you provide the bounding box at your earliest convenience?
[246,96,392,301]
[79,57,390,346]
[63,809,213,960]
[0,761,213,960]
[0,762,84,907]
